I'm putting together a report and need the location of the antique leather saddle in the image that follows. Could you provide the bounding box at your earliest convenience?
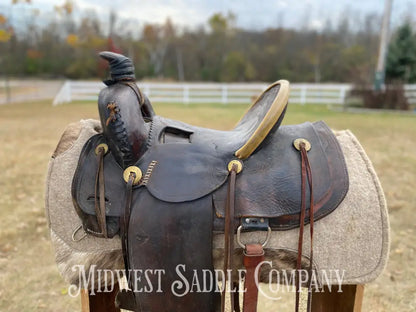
[72,52,348,312]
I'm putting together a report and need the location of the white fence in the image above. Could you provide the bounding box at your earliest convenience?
[52,80,416,106]
[404,85,416,104]
[0,79,62,105]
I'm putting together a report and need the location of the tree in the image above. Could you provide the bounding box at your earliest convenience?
[386,22,416,83]
[221,51,255,82]
[142,18,176,77]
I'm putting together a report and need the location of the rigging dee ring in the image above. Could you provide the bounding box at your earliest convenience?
[236,225,272,249]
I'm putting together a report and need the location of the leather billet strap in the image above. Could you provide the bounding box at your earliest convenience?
[242,244,264,312]
[236,220,270,312]
[294,139,314,312]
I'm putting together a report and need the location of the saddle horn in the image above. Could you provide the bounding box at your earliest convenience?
[99,51,136,85]
[98,51,155,168]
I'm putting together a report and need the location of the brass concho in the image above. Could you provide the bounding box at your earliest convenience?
[94,143,109,155]
[123,166,142,185]
[227,160,243,174]
[293,138,311,151]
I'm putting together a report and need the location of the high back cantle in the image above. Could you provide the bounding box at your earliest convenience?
[71,52,349,312]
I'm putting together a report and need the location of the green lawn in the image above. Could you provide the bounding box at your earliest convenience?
[0,100,415,311]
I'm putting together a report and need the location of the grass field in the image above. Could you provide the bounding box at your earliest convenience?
[0,99,415,311]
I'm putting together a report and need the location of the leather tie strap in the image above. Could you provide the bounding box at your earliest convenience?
[242,244,264,312]
[120,172,135,288]
[295,142,314,312]
[222,163,238,312]
[123,81,145,105]
[94,147,107,238]
[303,146,314,311]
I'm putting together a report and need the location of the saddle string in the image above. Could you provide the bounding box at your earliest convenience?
[120,172,136,289]
[295,143,314,312]
[94,146,107,238]
[123,81,145,105]
[304,147,314,311]
[106,102,118,126]
[222,163,238,312]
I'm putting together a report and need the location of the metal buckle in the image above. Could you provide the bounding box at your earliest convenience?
[236,225,271,249]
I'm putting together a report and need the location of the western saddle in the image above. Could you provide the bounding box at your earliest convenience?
[72,52,349,312]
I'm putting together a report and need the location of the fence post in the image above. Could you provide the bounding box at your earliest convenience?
[300,86,306,105]
[67,80,72,103]
[340,86,347,106]
[143,84,150,97]
[222,84,228,105]
[183,85,189,105]
[53,80,71,106]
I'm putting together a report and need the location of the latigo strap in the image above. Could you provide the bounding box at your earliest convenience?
[242,244,264,312]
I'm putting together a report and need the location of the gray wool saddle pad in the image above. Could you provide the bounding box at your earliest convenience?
[45,119,389,289]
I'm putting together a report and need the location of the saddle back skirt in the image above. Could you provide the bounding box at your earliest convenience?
[71,52,349,312]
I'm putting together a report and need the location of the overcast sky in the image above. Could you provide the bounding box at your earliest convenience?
[2,0,415,34]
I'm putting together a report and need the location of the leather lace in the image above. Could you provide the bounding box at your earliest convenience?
[94,146,107,238]
[295,143,314,312]
[121,172,135,289]
[222,163,238,312]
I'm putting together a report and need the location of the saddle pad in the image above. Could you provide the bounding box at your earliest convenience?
[45,119,389,287]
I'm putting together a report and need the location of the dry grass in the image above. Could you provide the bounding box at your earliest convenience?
[0,100,415,311]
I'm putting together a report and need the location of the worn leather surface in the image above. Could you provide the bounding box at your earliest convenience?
[73,83,286,224]
[72,134,124,237]
[71,69,349,312]
[213,121,349,230]
[72,120,348,233]
[127,190,217,312]
[98,83,152,168]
